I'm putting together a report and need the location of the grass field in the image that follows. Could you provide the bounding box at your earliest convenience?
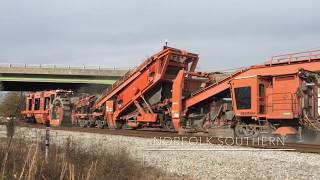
[0,121,170,180]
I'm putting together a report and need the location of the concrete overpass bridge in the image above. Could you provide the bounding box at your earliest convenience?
[0,63,128,92]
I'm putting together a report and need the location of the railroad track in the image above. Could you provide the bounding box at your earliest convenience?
[15,122,320,154]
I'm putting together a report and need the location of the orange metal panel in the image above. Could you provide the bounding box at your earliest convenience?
[273,127,297,136]
[266,75,299,119]
[171,70,184,131]
[137,114,157,122]
[105,100,115,126]
[230,76,258,117]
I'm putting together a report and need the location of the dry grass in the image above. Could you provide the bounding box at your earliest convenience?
[0,137,168,180]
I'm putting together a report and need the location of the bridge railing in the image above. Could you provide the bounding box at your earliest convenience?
[0,63,132,71]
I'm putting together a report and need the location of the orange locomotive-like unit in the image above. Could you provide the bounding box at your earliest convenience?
[21,89,73,126]
[183,50,320,137]
[21,47,320,138]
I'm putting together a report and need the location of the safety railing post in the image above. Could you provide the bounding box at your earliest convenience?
[309,52,312,62]
[289,55,292,64]
[45,120,50,163]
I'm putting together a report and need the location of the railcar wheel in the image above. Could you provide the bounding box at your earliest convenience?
[79,120,89,127]
[96,120,105,129]
[235,123,260,138]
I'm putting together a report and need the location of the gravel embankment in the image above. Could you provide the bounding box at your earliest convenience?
[1,125,319,180]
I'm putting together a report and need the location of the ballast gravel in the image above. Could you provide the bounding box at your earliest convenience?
[1,126,320,180]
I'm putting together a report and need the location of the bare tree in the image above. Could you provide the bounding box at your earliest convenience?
[0,92,24,117]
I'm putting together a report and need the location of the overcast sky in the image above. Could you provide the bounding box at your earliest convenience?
[0,0,319,71]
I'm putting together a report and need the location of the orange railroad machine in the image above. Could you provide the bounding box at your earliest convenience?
[21,89,73,126]
[21,48,320,138]
[88,46,204,130]
[181,50,320,137]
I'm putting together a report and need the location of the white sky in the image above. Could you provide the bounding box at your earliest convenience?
[0,0,320,71]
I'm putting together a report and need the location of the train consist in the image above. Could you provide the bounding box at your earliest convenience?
[21,47,320,138]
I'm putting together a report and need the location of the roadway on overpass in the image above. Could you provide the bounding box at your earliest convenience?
[0,64,128,92]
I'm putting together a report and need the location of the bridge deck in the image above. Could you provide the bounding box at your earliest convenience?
[0,64,128,91]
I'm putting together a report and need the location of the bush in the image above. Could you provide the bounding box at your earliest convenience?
[6,118,15,138]
[0,92,24,117]
[0,137,165,180]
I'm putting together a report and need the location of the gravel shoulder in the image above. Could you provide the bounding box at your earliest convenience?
[0,125,319,180]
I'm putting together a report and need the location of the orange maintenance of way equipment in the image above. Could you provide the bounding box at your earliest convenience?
[22,47,320,138]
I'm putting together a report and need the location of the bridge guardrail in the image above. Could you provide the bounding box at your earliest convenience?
[0,63,132,71]
[0,63,237,75]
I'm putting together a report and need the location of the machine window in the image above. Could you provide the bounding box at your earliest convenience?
[34,98,40,110]
[259,84,265,97]
[44,97,50,110]
[28,99,32,110]
[235,86,251,109]
[51,95,55,104]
